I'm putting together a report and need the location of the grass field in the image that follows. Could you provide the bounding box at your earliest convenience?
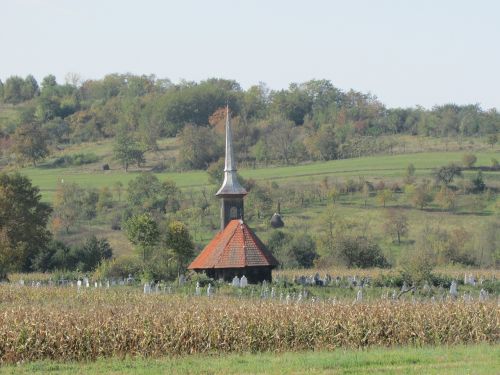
[15,150,500,202]
[2,344,498,374]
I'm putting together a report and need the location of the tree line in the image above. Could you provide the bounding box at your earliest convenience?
[1,74,499,169]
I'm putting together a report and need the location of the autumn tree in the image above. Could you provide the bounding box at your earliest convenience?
[407,182,433,210]
[434,185,457,211]
[376,188,393,207]
[383,209,409,244]
[462,153,477,168]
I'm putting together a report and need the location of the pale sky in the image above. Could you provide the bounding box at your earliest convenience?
[2,0,499,110]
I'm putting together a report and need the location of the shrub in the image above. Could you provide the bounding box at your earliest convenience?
[462,153,477,168]
[334,236,390,268]
[51,153,99,167]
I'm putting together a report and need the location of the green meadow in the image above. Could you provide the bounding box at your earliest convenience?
[2,344,498,375]
[20,150,500,202]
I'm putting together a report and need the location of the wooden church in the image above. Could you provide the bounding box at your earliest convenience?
[188,108,278,283]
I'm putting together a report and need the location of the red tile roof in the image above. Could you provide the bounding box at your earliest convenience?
[188,219,279,270]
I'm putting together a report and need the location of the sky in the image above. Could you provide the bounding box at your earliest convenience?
[1,0,499,110]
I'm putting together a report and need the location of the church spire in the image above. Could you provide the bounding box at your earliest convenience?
[216,106,247,196]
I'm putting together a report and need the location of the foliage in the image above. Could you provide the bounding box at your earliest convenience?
[471,171,486,193]
[383,209,409,244]
[432,163,462,185]
[51,152,99,167]
[32,237,112,272]
[0,173,51,275]
[178,124,222,169]
[124,213,160,262]
[462,153,477,168]
[268,231,318,268]
[52,183,98,232]
[12,123,49,166]
[94,255,142,279]
[113,131,144,171]
[333,235,389,268]
[163,220,195,272]
[126,173,180,214]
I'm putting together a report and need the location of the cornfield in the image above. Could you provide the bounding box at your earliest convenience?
[0,285,498,363]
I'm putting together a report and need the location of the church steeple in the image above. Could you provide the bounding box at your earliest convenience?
[216,106,247,230]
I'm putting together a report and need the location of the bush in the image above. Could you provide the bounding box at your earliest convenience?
[268,231,318,268]
[334,236,390,268]
[94,256,142,280]
[51,153,99,167]
[462,153,477,168]
[32,237,113,273]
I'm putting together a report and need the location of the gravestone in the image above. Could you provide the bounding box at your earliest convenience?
[207,284,213,297]
[479,289,488,301]
[449,281,458,299]
[232,276,240,287]
[356,289,363,302]
[240,276,248,288]
[195,282,201,296]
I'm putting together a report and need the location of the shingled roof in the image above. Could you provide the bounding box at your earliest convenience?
[188,219,279,270]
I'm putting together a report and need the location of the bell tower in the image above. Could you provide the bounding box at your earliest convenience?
[216,106,247,231]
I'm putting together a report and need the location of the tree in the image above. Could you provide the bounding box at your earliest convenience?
[334,235,389,268]
[113,132,144,171]
[3,76,24,104]
[405,163,416,183]
[376,188,393,207]
[361,182,371,206]
[306,124,337,160]
[52,183,97,233]
[41,74,57,90]
[22,75,39,100]
[267,230,317,268]
[408,183,433,209]
[113,181,124,201]
[97,186,113,212]
[433,163,462,186]
[70,236,113,272]
[124,213,159,262]
[434,185,457,211]
[471,171,486,193]
[487,134,498,149]
[462,153,477,168]
[127,173,180,214]
[266,119,299,165]
[0,173,51,277]
[12,123,49,166]
[178,124,222,169]
[383,209,409,244]
[164,221,195,275]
